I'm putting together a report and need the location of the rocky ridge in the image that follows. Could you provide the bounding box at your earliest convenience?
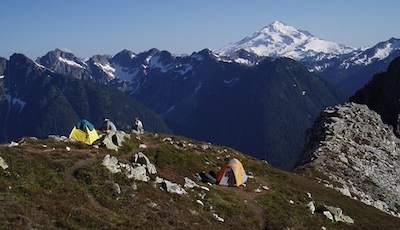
[296,102,400,217]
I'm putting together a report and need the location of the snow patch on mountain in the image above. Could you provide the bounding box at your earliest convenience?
[350,45,393,66]
[34,62,50,70]
[148,55,172,73]
[373,43,393,60]
[58,57,84,69]
[94,62,115,79]
[112,64,135,82]
[213,53,232,63]
[234,58,252,65]
[336,39,400,68]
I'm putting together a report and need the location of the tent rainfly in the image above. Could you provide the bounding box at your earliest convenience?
[69,119,99,145]
[216,158,248,187]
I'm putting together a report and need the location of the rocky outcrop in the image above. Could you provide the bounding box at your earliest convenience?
[296,102,400,217]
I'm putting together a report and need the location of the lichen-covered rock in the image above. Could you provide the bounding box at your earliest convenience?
[296,102,400,217]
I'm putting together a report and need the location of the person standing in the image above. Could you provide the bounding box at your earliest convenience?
[134,118,144,134]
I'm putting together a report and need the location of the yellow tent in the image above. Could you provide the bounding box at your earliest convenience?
[69,119,99,145]
[216,158,248,187]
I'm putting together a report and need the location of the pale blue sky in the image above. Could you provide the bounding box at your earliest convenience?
[1,0,399,59]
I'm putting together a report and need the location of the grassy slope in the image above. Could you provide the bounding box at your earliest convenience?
[0,133,399,230]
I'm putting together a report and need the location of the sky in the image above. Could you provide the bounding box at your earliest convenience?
[1,0,400,60]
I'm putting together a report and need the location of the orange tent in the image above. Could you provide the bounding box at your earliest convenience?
[216,158,248,187]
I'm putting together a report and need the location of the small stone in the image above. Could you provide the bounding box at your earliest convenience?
[212,213,224,222]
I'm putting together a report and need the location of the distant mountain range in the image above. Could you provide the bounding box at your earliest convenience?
[0,21,399,170]
[0,54,170,142]
[27,48,345,170]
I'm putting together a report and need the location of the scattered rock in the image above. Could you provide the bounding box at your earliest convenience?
[196,200,204,206]
[48,135,69,142]
[197,192,206,200]
[123,164,149,182]
[307,201,315,214]
[112,183,121,196]
[0,157,9,170]
[155,176,164,184]
[212,213,224,223]
[164,180,187,195]
[189,209,198,215]
[323,211,334,222]
[102,153,155,182]
[156,177,187,195]
[131,182,138,190]
[184,177,199,189]
[147,199,160,209]
[8,141,19,147]
[201,144,211,150]
[262,185,269,190]
[200,186,210,192]
[324,205,354,224]
[133,152,157,174]
[102,154,121,173]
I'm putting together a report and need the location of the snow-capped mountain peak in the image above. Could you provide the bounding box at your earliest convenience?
[259,20,312,37]
[217,21,355,60]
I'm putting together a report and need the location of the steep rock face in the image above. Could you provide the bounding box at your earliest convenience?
[296,103,400,217]
[350,56,400,135]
